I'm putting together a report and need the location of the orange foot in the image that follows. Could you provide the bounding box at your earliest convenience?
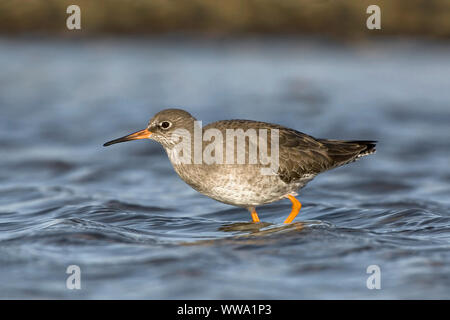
[284,194,302,224]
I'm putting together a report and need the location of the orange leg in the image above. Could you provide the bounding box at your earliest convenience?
[249,207,260,223]
[284,195,302,224]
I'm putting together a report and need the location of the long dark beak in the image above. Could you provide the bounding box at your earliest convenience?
[103,129,152,147]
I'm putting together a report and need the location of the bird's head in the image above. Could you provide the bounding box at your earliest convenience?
[103,108,196,149]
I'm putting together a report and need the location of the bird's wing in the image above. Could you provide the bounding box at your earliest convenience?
[276,129,332,184]
[203,120,375,184]
[204,120,332,183]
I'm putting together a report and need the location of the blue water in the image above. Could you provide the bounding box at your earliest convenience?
[0,37,449,299]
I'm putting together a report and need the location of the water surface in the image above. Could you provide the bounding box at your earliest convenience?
[0,37,449,299]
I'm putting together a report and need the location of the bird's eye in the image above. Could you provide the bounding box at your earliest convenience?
[160,121,172,129]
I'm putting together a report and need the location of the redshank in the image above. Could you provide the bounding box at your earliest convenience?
[104,109,376,224]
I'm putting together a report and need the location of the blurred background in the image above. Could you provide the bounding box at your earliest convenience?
[1,0,450,38]
[0,0,449,299]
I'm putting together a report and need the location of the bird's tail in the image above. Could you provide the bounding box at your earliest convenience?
[318,139,377,168]
[345,140,377,158]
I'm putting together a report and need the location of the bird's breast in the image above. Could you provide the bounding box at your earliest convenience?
[169,161,301,207]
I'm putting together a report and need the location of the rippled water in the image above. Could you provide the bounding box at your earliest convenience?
[1,37,449,299]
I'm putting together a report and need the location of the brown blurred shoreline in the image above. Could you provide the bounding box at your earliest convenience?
[1,0,449,40]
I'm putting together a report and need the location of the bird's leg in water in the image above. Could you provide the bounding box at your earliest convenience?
[284,194,302,224]
[248,207,260,223]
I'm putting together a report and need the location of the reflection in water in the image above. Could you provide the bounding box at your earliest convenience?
[219,221,305,235]
[179,221,305,247]
[181,221,334,247]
